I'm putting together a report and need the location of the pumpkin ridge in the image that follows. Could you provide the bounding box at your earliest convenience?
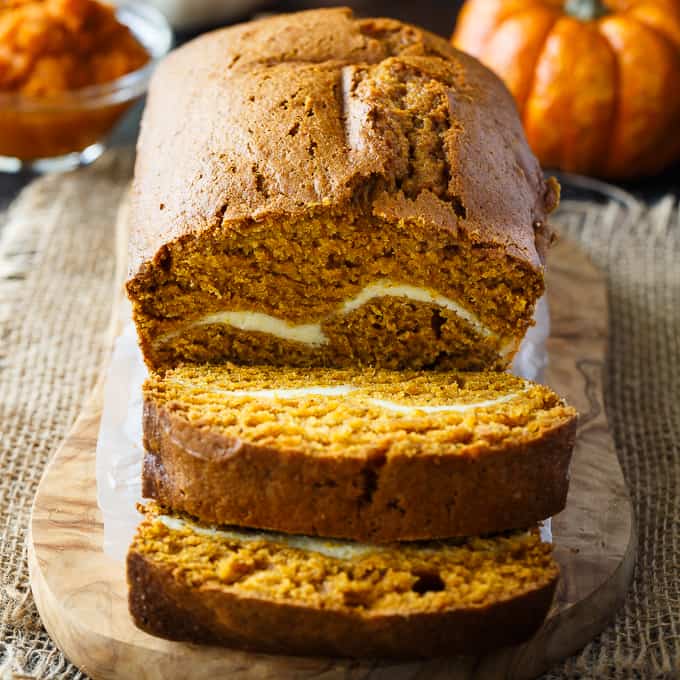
[610,13,680,175]
[519,14,569,161]
[505,8,561,116]
[592,20,621,177]
[623,7,680,54]
[599,16,677,177]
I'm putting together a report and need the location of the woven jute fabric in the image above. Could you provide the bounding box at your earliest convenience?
[0,152,133,680]
[0,149,678,679]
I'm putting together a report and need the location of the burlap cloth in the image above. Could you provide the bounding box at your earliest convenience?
[0,150,678,680]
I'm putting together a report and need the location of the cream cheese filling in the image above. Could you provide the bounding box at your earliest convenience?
[340,281,494,338]
[367,390,526,415]
[218,385,357,399]
[167,380,528,414]
[164,310,328,346]
[157,515,379,560]
[156,514,551,561]
[155,279,519,356]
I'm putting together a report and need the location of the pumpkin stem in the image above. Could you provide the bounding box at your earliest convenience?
[564,0,609,20]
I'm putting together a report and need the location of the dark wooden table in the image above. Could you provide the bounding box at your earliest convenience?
[1,0,678,217]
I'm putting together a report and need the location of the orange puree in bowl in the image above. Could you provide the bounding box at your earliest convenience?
[0,0,151,163]
[0,0,149,95]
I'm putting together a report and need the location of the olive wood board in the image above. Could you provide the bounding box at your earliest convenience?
[28,234,636,680]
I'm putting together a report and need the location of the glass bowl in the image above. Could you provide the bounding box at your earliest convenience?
[0,2,173,174]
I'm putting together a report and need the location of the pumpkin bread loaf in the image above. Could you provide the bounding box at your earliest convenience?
[127,8,575,656]
[142,364,577,542]
[126,7,559,372]
[128,503,559,658]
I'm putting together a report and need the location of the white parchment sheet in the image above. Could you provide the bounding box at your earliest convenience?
[96,296,551,561]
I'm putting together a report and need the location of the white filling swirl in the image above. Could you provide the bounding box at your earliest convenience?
[155,279,517,356]
[156,513,551,562]
[167,380,529,415]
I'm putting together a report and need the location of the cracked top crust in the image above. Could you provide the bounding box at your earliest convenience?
[128,7,558,279]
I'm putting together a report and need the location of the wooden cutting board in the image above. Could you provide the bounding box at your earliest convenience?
[28,234,636,680]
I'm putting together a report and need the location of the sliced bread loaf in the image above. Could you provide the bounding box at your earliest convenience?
[142,364,577,542]
[128,503,558,658]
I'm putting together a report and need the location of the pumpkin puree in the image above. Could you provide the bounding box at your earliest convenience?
[0,0,149,160]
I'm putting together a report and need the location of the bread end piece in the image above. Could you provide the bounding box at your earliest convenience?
[127,509,559,658]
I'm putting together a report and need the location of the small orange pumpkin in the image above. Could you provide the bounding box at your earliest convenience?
[453,0,680,180]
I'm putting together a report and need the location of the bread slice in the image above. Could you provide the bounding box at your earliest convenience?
[127,503,559,658]
[142,364,577,542]
[126,8,559,373]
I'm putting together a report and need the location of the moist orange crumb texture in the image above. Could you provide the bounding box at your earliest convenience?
[128,211,544,372]
[0,0,149,95]
[132,504,558,614]
[145,364,576,459]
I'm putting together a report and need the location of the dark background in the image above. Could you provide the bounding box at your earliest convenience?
[1,0,678,214]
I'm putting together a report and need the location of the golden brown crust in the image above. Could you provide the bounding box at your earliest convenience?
[142,397,577,542]
[127,549,558,658]
[128,8,554,282]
